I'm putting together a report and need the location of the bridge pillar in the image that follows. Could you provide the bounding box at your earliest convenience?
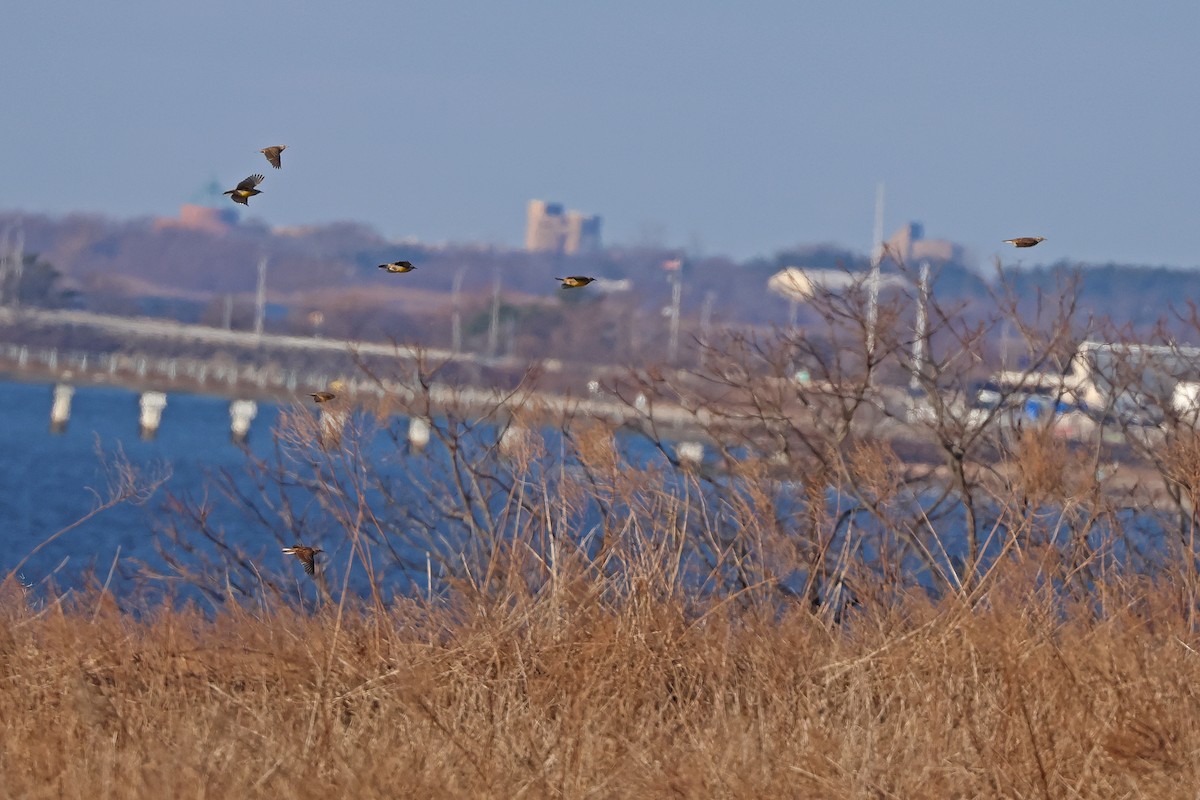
[229,399,258,444]
[50,383,74,434]
[408,416,431,452]
[138,391,168,440]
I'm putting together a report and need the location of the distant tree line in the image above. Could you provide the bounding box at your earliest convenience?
[3,210,1200,366]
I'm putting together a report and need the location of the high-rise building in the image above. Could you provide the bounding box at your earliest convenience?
[525,200,602,254]
[884,222,962,264]
[155,179,239,234]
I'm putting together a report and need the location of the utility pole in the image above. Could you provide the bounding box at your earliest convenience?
[0,227,9,307]
[700,290,715,339]
[254,255,268,336]
[451,268,465,353]
[910,261,930,395]
[866,182,885,357]
[2,228,24,308]
[1000,320,1011,370]
[667,266,683,363]
[487,272,501,357]
[699,289,716,369]
[11,228,23,308]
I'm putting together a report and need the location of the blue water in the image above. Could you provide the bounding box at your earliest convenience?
[1,379,1174,613]
[0,379,679,606]
[0,381,288,594]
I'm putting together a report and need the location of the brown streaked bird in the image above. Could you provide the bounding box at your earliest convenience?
[309,391,336,403]
[556,276,596,288]
[260,145,287,169]
[378,260,416,273]
[1003,237,1045,248]
[282,544,323,575]
[224,174,264,205]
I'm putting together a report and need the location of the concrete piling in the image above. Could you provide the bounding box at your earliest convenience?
[408,416,432,452]
[138,391,168,440]
[499,423,529,458]
[676,441,704,466]
[229,399,257,444]
[318,407,347,449]
[50,383,74,434]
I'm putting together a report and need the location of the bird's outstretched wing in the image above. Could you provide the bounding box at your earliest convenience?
[303,558,316,575]
[261,146,285,169]
[237,174,265,192]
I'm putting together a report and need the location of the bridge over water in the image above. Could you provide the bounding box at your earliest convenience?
[0,306,534,377]
[0,307,710,451]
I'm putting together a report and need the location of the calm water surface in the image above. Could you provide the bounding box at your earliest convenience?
[0,379,286,594]
[1,379,1169,607]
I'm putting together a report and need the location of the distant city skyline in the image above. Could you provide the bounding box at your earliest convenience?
[525,200,602,255]
[4,2,1200,268]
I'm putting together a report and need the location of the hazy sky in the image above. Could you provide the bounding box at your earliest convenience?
[4,2,1199,268]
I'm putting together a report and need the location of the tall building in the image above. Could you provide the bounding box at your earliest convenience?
[884,222,962,264]
[155,179,239,234]
[525,200,602,254]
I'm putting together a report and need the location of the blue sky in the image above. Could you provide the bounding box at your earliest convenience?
[4,2,1199,268]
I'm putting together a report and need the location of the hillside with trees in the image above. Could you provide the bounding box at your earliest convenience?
[2,209,1199,367]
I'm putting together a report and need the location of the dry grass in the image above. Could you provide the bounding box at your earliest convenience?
[4,560,1200,799]
[16,306,1200,797]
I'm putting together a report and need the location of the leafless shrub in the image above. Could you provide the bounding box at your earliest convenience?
[18,258,1200,793]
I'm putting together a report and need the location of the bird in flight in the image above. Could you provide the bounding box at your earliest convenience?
[260,145,287,169]
[309,391,336,403]
[1003,237,1045,248]
[379,261,416,273]
[282,544,323,576]
[556,276,596,289]
[224,174,264,205]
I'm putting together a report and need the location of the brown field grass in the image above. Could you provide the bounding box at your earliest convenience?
[5,562,1200,799]
[13,288,1200,798]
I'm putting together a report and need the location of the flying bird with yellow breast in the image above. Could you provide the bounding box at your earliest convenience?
[224,174,264,206]
[379,261,416,273]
